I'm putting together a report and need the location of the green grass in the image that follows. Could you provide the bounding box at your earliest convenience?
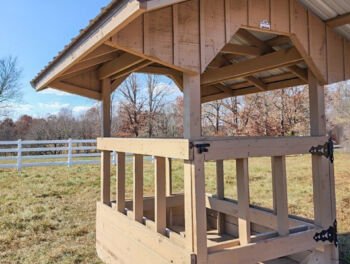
[0,153,349,263]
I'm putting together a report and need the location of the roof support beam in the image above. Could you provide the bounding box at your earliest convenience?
[201,47,303,86]
[214,84,234,96]
[326,12,350,28]
[98,53,144,80]
[80,44,118,62]
[110,60,152,80]
[221,44,262,57]
[49,81,102,100]
[286,65,308,82]
[244,76,267,91]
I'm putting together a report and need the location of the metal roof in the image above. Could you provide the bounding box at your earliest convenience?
[298,0,350,40]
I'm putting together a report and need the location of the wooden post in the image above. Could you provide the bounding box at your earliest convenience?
[101,79,111,205]
[216,160,225,234]
[236,158,251,245]
[308,70,338,263]
[133,154,143,223]
[271,156,289,236]
[183,74,207,263]
[155,157,166,235]
[117,152,126,213]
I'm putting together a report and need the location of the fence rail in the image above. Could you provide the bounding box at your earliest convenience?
[0,139,118,171]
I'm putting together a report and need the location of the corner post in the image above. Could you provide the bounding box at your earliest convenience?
[183,74,207,263]
[17,139,22,171]
[101,78,111,205]
[308,70,338,263]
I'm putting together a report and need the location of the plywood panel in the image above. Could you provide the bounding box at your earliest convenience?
[113,15,143,54]
[144,7,173,65]
[344,39,350,80]
[309,12,327,83]
[270,0,290,33]
[327,27,344,84]
[201,0,226,71]
[225,0,248,41]
[174,0,200,73]
[248,0,270,29]
[290,0,309,55]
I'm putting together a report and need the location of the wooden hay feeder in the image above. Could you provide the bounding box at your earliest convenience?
[32,0,350,263]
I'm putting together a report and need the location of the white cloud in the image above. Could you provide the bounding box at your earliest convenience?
[72,106,90,114]
[38,102,70,109]
[41,88,71,96]
[7,103,34,112]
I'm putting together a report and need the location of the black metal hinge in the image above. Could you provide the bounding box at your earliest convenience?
[313,220,338,247]
[309,138,334,163]
[190,143,211,154]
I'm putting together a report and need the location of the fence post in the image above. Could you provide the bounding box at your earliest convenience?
[17,139,22,171]
[68,138,73,168]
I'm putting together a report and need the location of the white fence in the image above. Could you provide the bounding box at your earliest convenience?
[0,139,118,171]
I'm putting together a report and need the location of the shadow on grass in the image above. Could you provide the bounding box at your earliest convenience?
[340,233,350,264]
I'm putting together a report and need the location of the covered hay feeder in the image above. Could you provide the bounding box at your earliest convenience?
[31,0,350,263]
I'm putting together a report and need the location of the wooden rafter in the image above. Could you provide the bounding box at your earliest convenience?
[80,45,118,62]
[326,12,350,28]
[61,52,118,78]
[99,53,144,80]
[286,65,308,82]
[221,43,262,57]
[49,81,101,100]
[244,76,267,91]
[266,36,291,47]
[110,60,152,80]
[201,47,303,86]
[214,84,234,96]
[111,75,129,92]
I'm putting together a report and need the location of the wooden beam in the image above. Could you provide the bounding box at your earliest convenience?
[117,152,126,213]
[165,158,172,196]
[326,12,350,28]
[266,36,291,47]
[60,52,117,78]
[101,79,111,205]
[221,43,262,56]
[184,74,201,139]
[272,156,289,236]
[216,160,225,234]
[235,28,271,53]
[244,76,267,91]
[214,84,234,96]
[110,60,152,80]
[133,154,143,223]
[286,65,308,82]
[99,53,144,80]
[155,157,166,235]
[236,158,251,245]
[80,44,117,62]
[201,47,303,86]
[49,81,102,101]
[111,75,128,92]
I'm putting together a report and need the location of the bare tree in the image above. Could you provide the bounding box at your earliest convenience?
[0,56,22,116]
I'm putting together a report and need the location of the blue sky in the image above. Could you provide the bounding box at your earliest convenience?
[1,0,179,120]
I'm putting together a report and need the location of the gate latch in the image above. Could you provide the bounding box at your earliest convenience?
[190,143,210,154]
[313,220,338,247]
[309,138,334,163]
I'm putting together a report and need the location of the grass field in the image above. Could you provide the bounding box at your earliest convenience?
[0,153,349,263]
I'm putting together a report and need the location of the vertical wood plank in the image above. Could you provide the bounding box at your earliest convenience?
[327,27,344,84]
[144,7,173,65]
[166,158,172,196]
[117,152,126,213]
[175,0,200,73]
[216,160,225,234]
[344,39,350,80]
[290,0,309,55]
[183,74,201,139]
[184,154,207,264]
[113,15,143,54]
[236,158,251,245]
[308,11,327,84]
[248,0,270,29]
[226,0,248,41]
[309,71,338,264]
[133,154,144,223]
[200,0,226,71]
[101,79,111,205]
[271,156,289,236]
[270,0,290,33]
[155,157,166,235]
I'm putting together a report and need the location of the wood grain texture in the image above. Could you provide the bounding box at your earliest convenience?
[248,0,270,28]
[290,0,309,55]
[270,0,290,33]
[225,0,248,41]
[327,27,344,83]
[345,39,350,80]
